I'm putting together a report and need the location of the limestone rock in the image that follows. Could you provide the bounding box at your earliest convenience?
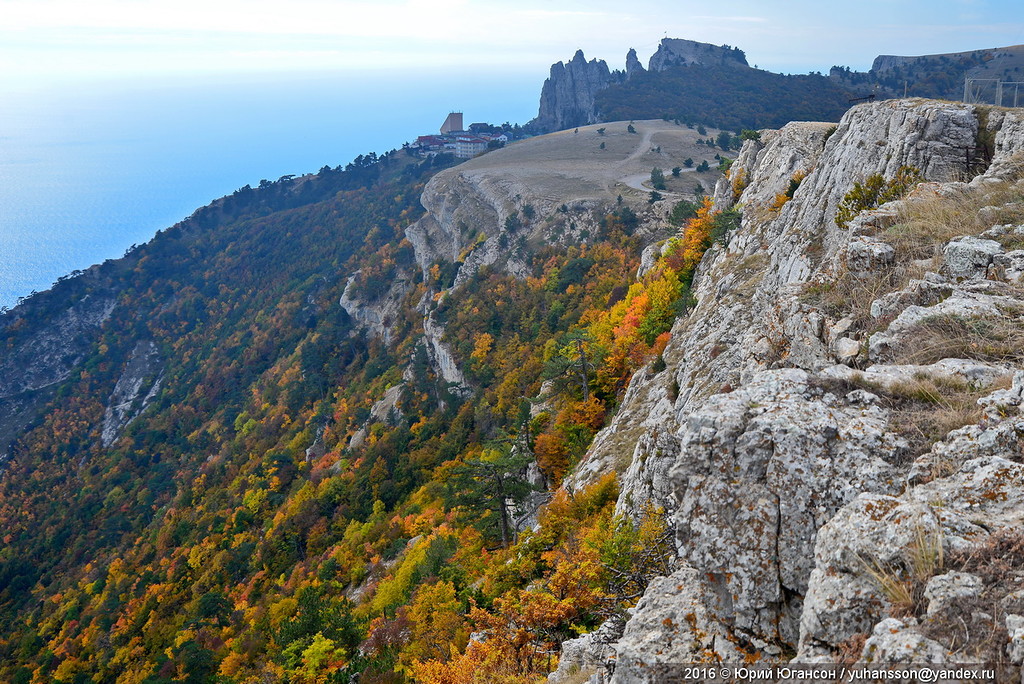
[861,617,948,663]
[534,50,621,132]
[422,313,471,397]
[625,48,645,78]
[0,293,116,399]
[941,236,1002,280]
[869,278,953,320]
[845,204,901,237]
[611,568,749,683]
[924,572,982,616]
[339,271,413,345]
[821,358,1012,394]
[636,241,664,279]
[100,340,163,448]
[867,290,1015,362]
[548,619,620,683]
[670,369,903,645]
[797,495,954,658]
[832,337,861,365]
[906,417,1024,486]
[847,237,895,273]
[1006,614,1024,665]
[993,250,1024,283]
[799,452,1024,659]
[565,100,1024,669]
[977,370,1024,418]
[647,38,748,71]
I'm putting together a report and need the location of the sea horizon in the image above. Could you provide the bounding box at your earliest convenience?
[0,68,540,310]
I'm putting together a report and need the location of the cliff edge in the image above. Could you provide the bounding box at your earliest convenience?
[553,99,1024,679]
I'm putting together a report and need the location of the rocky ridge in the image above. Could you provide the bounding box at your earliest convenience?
[532,38,748,133]
[533,49,624,133]
[551,99,1024,680]
[647,38,748,71]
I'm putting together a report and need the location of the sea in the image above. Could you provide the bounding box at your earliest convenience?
[0,69,539,310]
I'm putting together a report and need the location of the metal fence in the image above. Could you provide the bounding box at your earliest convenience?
[964,78,1024,107]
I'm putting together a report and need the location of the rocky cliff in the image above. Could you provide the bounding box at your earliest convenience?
[552,99,1024,679]
[647,37,748,71]
[532,49,624,133]
[532,38,750,133]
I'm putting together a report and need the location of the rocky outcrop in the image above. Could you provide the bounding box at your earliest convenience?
[550,99,1024,675]
[422,313,471,397]
[0,292,117,459]
[533,50,623,133]
[647,38,748,71]
[871,54,920,73]
[625,48,645,79]
[101,340,163,448]
[0,293,116,399]
[339,271,413,346]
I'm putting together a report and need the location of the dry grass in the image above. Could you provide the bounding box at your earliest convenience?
[811,372,1007,459]
[834,632,869,664]
[886,373,1013,459]
[804,177,1024,331]
[558,666,600,684]
[949,527,1024,584]
[859,523,944,617]
[887,187,1006,259]
[894,314,1024,366]
[917,528,1024,664]
[802,265,905,327]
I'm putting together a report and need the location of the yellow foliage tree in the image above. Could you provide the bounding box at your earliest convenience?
[403,580,468,670]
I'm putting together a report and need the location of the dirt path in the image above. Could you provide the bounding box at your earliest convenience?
[608,126,698,199]
[619,168,696,196]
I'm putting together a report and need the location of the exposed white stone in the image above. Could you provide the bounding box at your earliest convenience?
[869,278,953,321]
[942,236,1002,280]
[848,237,895,272]
[564,101,1024,666]
[1006,614,1024,665]
[861,617,948,663]
[101,340,163,448]
[821,358,1012,393]
[548,619,620,683]
[993,250,1024,284]
[611,567,750,682]
[832,337,862,364]
[924,572,983,616]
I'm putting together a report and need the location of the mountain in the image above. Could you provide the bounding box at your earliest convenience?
[5,50,1024,682]
[534,38,1024,135]
[833,43,1024,102]
[532,37,858,134]
[0,118,737,680]
[532,49,624,132]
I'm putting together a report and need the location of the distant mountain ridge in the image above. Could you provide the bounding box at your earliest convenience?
[532,38,1024,134]
[848,43,1024,103]
[531,38,750,132]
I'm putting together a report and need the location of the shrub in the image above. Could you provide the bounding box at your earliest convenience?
[835,166,922,228]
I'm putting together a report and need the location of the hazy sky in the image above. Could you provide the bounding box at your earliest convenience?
[2,0,1023,85]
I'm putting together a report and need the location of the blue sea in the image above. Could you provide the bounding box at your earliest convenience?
[0,70,539,309]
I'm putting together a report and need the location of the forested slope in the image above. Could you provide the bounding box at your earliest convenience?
[0,125,729,682]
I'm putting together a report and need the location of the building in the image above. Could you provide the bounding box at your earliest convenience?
[454,135,488,159]
[440,112,464,135]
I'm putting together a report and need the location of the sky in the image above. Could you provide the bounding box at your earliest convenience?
[2,0,1024,88]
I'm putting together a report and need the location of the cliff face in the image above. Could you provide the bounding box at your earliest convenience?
[0,277,120,461]
[553,99,1024,679]
[647,37,748,71]
[532,38,751,133]
[533,49,622,132]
